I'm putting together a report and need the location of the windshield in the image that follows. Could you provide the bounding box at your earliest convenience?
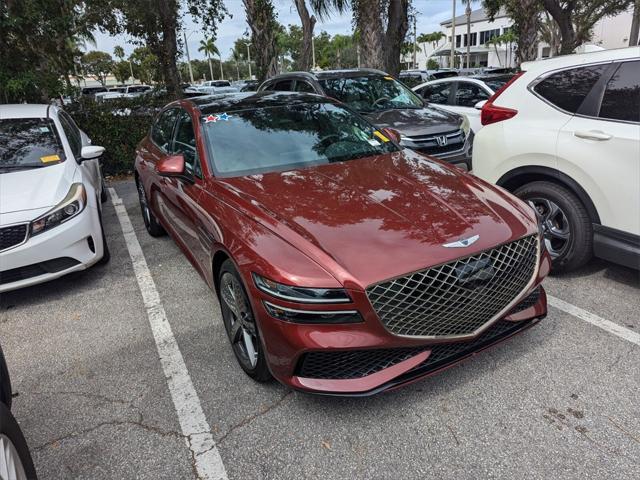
[202,101,399,177]
[318,75,424,112]
[0,118,65,172]
[399,74,423,88]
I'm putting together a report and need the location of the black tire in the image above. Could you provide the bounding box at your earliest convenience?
[217,260,271,382]
[0,402,38,479]
[0,345,12,409]
[96,208,110,265]
[136,178,165,237]
[515,181,593,272]
[100,181,108,204]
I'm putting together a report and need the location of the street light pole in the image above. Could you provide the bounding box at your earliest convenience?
[183,31,194,84]
[450,0,456,69]
[412,15,417,69]
[466,0,471,69]
[312,35,316,70]
[246,43,252,79]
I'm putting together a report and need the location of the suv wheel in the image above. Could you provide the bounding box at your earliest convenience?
[0,402,38,480]
[515,181,593,272]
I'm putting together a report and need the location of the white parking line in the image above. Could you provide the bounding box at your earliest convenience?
[548,295,640,347]
[108,188,228,480]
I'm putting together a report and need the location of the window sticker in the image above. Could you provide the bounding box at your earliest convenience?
[373,131,390,142]
[367,139,381,146]
[40,154,60,163]
[204,112,231,123]
[384,76,394,81]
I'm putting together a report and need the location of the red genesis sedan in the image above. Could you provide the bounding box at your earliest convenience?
[135,92,551,395]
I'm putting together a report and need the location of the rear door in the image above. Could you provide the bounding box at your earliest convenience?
[557,60,640,235]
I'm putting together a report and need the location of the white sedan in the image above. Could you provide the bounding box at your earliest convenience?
[0,104,109,292]
[412,74,515,133]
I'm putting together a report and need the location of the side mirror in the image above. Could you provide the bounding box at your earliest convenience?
[80,145,105,160]
[381,127,402,144]
[156,154,193,183]
[474,100,487,110]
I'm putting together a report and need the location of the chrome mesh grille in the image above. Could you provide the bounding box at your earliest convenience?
[366,235,538,338]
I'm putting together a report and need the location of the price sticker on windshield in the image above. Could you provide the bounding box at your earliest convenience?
[40,154,60,163]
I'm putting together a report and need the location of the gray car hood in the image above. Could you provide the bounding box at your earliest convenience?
[362,105,462,137]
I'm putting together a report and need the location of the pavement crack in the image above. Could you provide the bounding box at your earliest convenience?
[33,418,185,451]
[608,416,640,444]
[20,389,135,408]
[216,390,293,445]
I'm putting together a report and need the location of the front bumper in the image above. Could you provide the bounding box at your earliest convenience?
[0,206,104,293]
[402,130,474,170]
[247,248,551,395]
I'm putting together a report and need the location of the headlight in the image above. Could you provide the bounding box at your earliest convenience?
[263,301,362,324]
[31,183,87,236]
[460,115,471,136]
[252,273,351,303]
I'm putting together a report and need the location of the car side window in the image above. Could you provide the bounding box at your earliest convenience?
[57,111,81,156]
[151,108,179,152]
[533,64,608,114]
[455,82,490,107]
[172,111,201,178]
[294,81,316,93]
[273,80,293,91]
[419,83,451,105]
[598,60,640,123]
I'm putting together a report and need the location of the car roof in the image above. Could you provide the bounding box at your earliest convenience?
[186,91,333,114]
[521,46,640,74]
[264,68,389,83]
[0,104,54,119]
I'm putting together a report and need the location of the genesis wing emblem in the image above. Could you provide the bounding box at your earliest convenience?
[443,234,480,248]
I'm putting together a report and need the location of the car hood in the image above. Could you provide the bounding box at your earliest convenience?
[220,150,537,288]
[0,162,77,218]
[362,106,462,137]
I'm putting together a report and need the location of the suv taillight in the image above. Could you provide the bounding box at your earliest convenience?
[481,71,524,126]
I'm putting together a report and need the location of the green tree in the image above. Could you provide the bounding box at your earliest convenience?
[541,0,631,54]
[199,37,221,80]
[243,0,279,81]
[112,61,132,83]
[82,51,114,85]
[129,47,161,84]
[484,0,542,63]
[97,0,227,94]
[113,45,125,60]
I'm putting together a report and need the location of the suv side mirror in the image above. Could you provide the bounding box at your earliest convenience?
[156,154,193,183]
[381,128,402,144]
[80,145,105,161]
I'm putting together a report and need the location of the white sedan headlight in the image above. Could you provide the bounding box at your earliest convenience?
[31,183,87,236]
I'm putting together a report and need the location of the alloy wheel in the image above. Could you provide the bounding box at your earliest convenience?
[530,197,571,259]
[0,434,27,480]
[220,272,259,369]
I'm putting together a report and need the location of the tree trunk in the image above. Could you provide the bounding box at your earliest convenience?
[243,0,278,82]
[383,0,409,76]
[542,0,578,55]
[631,0,640,46]
[354,0,385,70]
[157,0,182,95]
[208,54,214,81]
[295,0,316,70]
[516,1,540,63]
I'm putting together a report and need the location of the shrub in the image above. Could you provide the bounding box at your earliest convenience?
[65,93,178,175]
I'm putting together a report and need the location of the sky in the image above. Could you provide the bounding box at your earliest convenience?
[93,1,470,61]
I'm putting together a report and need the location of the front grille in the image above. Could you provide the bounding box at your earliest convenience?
[0,257,80,285]
[509,286,541,315]
[406,129,465,156]
[295,319,534,380]
[296,347,424,379]
[0,224,28,252]
[366,235,538,338]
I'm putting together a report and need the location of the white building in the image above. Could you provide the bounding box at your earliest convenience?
[408,6,637,70]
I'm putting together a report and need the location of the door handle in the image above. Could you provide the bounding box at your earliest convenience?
[574,130,612,141]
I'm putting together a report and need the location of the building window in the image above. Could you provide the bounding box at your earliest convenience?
[456,35,461,48]
[479,29,500,45]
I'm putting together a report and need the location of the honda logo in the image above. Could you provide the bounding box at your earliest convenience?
[436,135,448,147]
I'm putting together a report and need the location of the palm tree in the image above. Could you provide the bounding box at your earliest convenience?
[113,45,125,61]
[199,37,221,80]
[500,30,518,67]
[486,36,503,67]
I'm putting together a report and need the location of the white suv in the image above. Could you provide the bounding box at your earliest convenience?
[473,47,639,272]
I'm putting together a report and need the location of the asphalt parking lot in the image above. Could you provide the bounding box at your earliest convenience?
[1,179,638,480]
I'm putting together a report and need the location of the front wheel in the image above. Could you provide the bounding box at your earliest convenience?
[217,260,271,382]
[0,402,38,480]
[514,181,593,272]
[136,179,165,237]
